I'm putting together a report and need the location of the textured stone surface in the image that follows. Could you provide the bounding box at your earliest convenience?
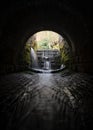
[0,71,93,130]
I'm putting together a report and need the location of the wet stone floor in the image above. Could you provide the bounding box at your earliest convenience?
[0,70,93,130]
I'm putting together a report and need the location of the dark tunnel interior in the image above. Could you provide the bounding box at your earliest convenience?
[0,0,93,130]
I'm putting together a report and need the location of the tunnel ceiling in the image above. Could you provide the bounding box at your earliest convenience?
[0,0,92,39]
[0,0,92,73]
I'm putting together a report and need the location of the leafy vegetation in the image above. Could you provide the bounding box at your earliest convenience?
[23,43,31,66]
[38,39,50,49]
[60,39,73,68]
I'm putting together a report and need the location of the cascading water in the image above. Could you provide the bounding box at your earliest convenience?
[30,49,65,73]
[30,48,39,68]
[44,60,51,70]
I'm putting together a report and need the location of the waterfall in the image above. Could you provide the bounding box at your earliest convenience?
[30,48,39,68]
[44,60,51,70]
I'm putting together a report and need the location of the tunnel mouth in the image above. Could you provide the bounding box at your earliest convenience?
[23,30,72,73]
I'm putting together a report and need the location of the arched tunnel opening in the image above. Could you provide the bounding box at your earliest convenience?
[23,30,73,72]
[0,1,93,130]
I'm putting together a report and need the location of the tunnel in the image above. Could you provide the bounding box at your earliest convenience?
[0,0,92,74]
[0,0,93,130]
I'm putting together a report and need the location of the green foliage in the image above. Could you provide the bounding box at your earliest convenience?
[38,39,49,49]
[23,43,31,66]
[60,40,72,67]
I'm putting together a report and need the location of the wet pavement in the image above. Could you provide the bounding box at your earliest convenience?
[0,70,93,130]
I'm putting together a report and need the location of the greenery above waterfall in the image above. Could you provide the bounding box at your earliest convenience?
[37,39,50,49]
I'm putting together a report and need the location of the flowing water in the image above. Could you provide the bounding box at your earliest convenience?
[30,48,39,68]
[43,60,51,70]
